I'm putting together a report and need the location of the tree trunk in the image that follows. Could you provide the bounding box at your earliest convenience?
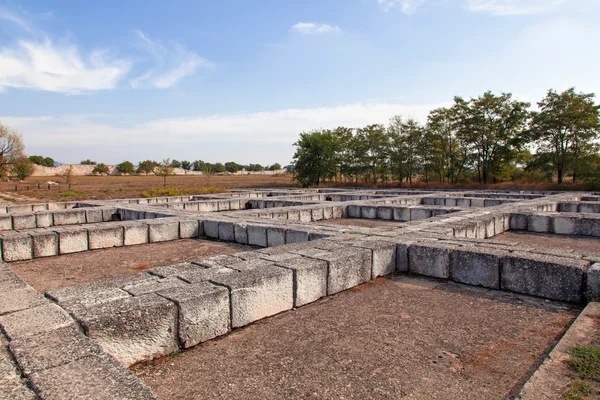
[163,175,166,187]
[557,169,563,184]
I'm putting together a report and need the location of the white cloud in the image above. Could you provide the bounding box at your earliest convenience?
[0,101,443,163]
[130,30,210,89]
[466,0,569,15]
[0,10,130,94]
[377,0,426,14]
[290,22,341,34]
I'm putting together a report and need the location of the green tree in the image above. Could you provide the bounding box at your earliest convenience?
[355,124,389,185]
[454,91,530,184]
[29,155,45,166]
[529,88,600,183]
[192,160,206,171]
[92,163,110,175]
[0,123,26,180]
[293,130,339,187]
[170,160,182,168]
[116,161,135,174]
[43,157,55,167]
[268,163,282,171]
[80,159,96,165]
[181,160,192,170]
[155,159,175,186]
[10,157,35,180]
[137,160,157,174]
[225,162,241,173]
[213,162,226,173]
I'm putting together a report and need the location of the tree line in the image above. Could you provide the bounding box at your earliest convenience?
[292,88,600,188]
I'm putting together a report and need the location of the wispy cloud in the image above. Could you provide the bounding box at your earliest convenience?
[466,0,569,15]
[130,30,211,89]
[0,9,130,94]
[377,0,426,14]
[290,22,341,34]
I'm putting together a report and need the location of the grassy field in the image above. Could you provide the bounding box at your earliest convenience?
[0,174,296,202]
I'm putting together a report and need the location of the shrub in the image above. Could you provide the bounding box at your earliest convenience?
[10,158,35,180]
[92,163,110,175]
[116,161,135,174]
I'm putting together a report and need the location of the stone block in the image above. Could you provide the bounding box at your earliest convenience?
[58,227,88,254]
[377,206,393,220]
[274,256,328,307]
[12,213,36,230]
[579,217,600,237]
[323,206,334,220]
[527,214,551,233]
[123,222,148,246]
[393,207,411,222]
[234,223,248,244]
[299,209,312,222]
[346,205,361,218]
[30,230,59,258]
[509,213,528,230]
[148,220,180,242]
[28,354,158,400]
[304,247,371,295]
[493,214,509,235]
[248,225,268,247]
[311,208,324,221]
[267,227,285,247]
[0,286,45,316]
[586,263,600,301]
[395,241,412,272]
[73,294,178,366]
[287,210,300,221]
[53,209,86,226]
[218,221,235,241]
[8,205,32,213]
[1,232,32,261]
[285,230,309,244]
[0,215,12,231]
[332,205,343,219]
[558,202,578,213]
[31,204,48,212]
[157,282,230,348]
[411,208,432,221]
[217,201,231,211]
[450,248,504,289]
[9,325,102,376]
[179,219,201,239]
[102,208,119,222]
[552,215,578,235]
[501,253,588,303]
[456,198,471,207]
[408,243,451,279]
[580,203,600,213]
[123,277,188,296]
[361,206,377,219]
[88,225,124,250]
[85,208,104,223]
[349,239,397,278]
[35,212,53,228]
[203,220,219,238]
[0,303,74,340]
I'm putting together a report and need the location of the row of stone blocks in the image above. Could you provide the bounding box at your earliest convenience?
[0,263,158,399]
[175,198,249,212]
[558,202,600,214]
[0,217,203,262]
[509,212,600,236]
[346,204,461,221]
[420,197,514,207]
[239,203,345,223]
[0,201,81,215]
[46,240,384,366]
[0,207,119,231]
[246,199,317,209]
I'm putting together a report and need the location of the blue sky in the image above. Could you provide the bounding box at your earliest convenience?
[0,0,599,166]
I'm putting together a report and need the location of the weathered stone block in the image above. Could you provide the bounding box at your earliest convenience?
[377,206,393,220]
[122,222,148,246]
[311,208,325,221]
[285,230,309,244]
[248,225,268,247]
[58,227,88,254]
[88,225,124,249]
[158,282,230,348]
[411,208,432,221]
[274,256,328,307]
[85,208,104,223]
[30,230,58,258]
[586,263,600,301]
[101,208,119,222]
[509,213,528,230]
[0,303,74,340]
[73,294,178,366]
[203,220,219,238]
[450,248,504,289]
[234,223,248,244]
[304,247,371,295]
[148,220,180,242]
[28,353,158,399]
[579,217,600,237]
[123,277,188,296]
[267,227,285,247]
[179,219,201,239]
[527,214,551,233]
[287,210,300,221]
[1,232,32,261]
[53,210,86,226]
[361,206,377,219]
[0,286,45,315]
[408,243,451,279]
[393,207,411,221]
[332,205,343,219]
[350,240,397,278]
[12,213,36,230]
[346,205,361,218]
[218,221,235,241]
[501,253,588,303]
[552,215,578,235]
[0,215,12,231]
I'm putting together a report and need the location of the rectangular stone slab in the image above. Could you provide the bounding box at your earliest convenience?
[274,256,328,307]
[88,225,124,249]
[450,248,505,289]
[72,294,179,366]
[0,303,74,340]
[303,247,371,295]
[157,282,230,348]
[408,243,451,279]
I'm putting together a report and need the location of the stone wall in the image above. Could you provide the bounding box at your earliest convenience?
[32,165,204,177]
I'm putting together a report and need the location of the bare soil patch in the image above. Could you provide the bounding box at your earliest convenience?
[493,231,600,253]
[132,276,578,400]
[316,218,401,228]
[10,239,254,293]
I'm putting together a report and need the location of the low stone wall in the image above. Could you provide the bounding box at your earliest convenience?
[32,164,205,177]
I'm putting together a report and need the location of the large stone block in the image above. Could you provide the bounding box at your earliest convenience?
[58,227,88,254]
[408,243,451,279]
[123,277,188,296]
[148,220,180,242]
[247,225,268,247]
[285,229,309,244]
[85,208,104,223]
[527,214,551,233]
[88,225,124,250]
[361,206,377,219]
[72,294,179,366]
[586,263,600,301]
[234,223,249,244]
[0,215,12,231]
[12,213,36,230]
[267,227,285,247]
[501,253,588,303]
[157,282,230,348]
[304,247,371,295]
[179,220,201,239]
[203,220,219,238]
[0,286,45,315]
[0,303,74,340]
[377,206,393,220]
[218,221,235,241]
[552,215,579,235]
[274,256,328,307]
[509,213,528,230]
[349,239,397,278]
[123,222,149,246]
[411,208,432,221]
[393,207,411,222]
[28,353,158,400]
[53,209,86,226]
[311,208,325,221]
[1,232,32,261]
[450,248,504,289]
[579,217,600,237]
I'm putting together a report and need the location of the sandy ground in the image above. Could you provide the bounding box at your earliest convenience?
[316,218,401,228]
[132,276,578,400]
[493,231,600,253]
[10,239,254,293]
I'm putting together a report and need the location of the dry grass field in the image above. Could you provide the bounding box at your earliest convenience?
[0,174,296,202]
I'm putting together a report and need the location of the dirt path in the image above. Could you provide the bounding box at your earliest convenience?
[132,276,578,400]
[10,239,255,292]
